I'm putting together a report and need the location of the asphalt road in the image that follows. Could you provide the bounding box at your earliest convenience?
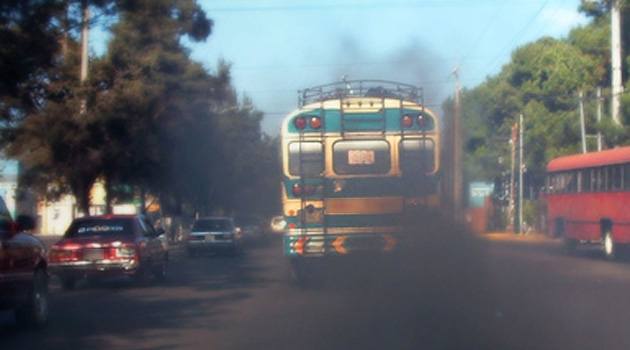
[3,221,630,350]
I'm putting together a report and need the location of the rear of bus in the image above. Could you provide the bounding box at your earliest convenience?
[546,147,630,259]
[280,81,441,271]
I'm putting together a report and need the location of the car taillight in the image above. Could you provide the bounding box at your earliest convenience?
[115,244,137,258]
[49,246,79,263]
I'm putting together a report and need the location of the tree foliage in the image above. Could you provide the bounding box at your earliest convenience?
[460,2,630,196]
[0,0,65,124]
[3,0,282,221]
[91,0,213,214]
[462,37,601,187]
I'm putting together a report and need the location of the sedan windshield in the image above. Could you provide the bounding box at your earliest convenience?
[65,218,134,238]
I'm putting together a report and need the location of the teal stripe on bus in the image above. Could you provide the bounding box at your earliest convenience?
[286,108,435,133]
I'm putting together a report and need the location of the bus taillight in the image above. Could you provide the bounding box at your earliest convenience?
[304,184,315,196]
[291,183,315,196]
[402,115,413,128]
[292,183,303,196]
[294,116,307,129]
[309,116,322,129]
[417,114,430,127]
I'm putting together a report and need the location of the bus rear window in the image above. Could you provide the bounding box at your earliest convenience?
[333,140,390,175]
[289,142,324,177]
[65,219,134,238]
[400,139,436,174]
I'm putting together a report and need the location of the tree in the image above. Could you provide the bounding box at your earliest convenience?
[5,0,280,222]
[5,0,214,215]
[155,62,229,217]
[577,0,630,128]
[6,28,103,213]
[92,0,213,214]
[461,37,600,187]
[211,95,264,216]
[0,0,65,127]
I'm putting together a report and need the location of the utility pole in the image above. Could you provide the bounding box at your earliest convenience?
[611,0,623,126]
[518,114,523,234]
[79,0,91,217]
[579,91,587,153]
[451,66,463,222]
[509,122,517,233]
[80,0,90,115]
[597,87,603,151]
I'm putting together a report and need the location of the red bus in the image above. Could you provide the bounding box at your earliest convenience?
[547,146,630,259]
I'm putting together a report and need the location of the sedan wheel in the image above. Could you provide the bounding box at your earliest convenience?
[15,269,49,328]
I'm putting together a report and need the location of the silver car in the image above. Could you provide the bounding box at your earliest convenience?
[269,215,287,234]
[186,217,242,257]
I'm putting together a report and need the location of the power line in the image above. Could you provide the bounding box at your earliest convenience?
[482,1,550,76]
[203,0,535,13]
[457,0,507,68]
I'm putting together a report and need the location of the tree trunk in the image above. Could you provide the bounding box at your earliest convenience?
[105,176,113,215]
[74,182,91,217]
[140,186,147,215]
[71,171,96,217]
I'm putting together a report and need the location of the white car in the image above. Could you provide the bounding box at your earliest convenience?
[187,217,242,257]
[269,215,287,234]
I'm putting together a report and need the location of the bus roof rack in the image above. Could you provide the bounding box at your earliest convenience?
[298,80,423,107]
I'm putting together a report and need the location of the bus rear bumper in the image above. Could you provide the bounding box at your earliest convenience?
[283,229,403,257]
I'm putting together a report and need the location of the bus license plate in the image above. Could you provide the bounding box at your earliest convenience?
[348,150,375,165]
[299,208,323,224]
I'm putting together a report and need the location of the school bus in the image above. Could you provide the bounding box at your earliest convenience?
[280,80,441,279]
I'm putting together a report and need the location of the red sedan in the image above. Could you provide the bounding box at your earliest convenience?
[0,198,47,327]
[49,215,168,290]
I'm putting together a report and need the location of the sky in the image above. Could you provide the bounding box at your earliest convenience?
[93,0,590,136]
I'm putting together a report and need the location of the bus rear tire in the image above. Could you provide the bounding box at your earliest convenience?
[604,231,621,261]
